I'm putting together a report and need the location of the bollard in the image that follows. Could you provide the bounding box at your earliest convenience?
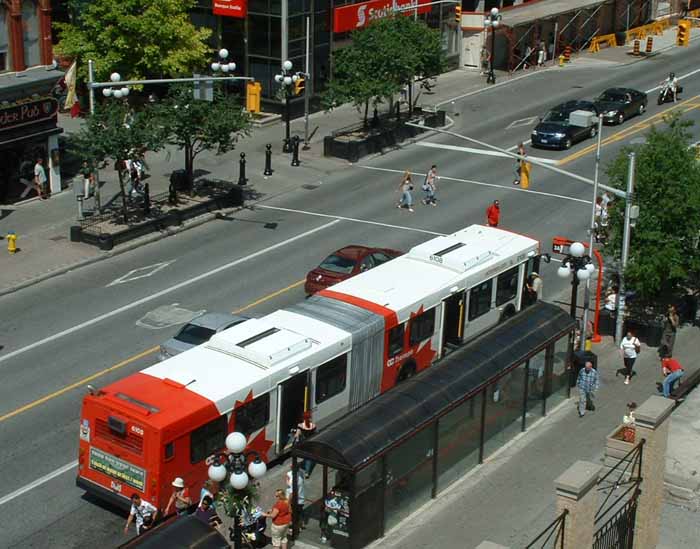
[143,183,151,216]
[7,230,17,254]
[77,195,85,221]
[238,152,248,186]
[291,136,301,167]
[645,36,653,54]
[633,39,640,56]
[168,181,177,205]
[264,144,273,176]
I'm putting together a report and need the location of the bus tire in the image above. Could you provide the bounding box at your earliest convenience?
[500,305,516,322]
[397,362,416,383]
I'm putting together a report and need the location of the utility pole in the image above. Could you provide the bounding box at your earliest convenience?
[87,59,101,213]
[615,152,636,344]
[303,16,311,150]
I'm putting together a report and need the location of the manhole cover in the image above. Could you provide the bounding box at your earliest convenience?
[136,304,205,330]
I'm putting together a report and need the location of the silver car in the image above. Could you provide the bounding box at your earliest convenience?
[158,312,248,361]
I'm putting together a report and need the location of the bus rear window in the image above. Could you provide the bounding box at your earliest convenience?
[95,419,144,454]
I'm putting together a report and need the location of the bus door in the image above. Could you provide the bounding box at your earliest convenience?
[277,371,310,454]
[464,278,500,339]
[441,291,465,357]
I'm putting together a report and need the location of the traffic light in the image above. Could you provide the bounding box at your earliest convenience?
[455,5,461,25]
[294,76,306,96]
[677,20,690,47]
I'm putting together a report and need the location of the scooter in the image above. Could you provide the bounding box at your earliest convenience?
[658,82,683,105]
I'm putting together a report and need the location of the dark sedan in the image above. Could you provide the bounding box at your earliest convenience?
[594,88,647,125]
[531,100,600,150]
[305,245,403,295]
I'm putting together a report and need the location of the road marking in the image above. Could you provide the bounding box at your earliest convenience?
[255,205,446,236]
[558,95,700,166]
[506,116,539,130]
[357,165,591,205]
[0,221,339,367]
[417,141,558,164]
[0,460,78,507]
[234,279,305,313]
[107,261,175,287]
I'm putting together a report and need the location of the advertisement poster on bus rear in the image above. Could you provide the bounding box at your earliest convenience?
[89,447,146,491]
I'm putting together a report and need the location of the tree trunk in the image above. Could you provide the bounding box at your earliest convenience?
[363,100,369,128]
[116,160,129,225]
[185,144,194,197]
[408,78,413,115]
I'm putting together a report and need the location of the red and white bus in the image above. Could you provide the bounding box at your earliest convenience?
[76,225,541,509]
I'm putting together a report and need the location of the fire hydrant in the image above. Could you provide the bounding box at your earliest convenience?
[6,231,17,254]
[559,54,565,67]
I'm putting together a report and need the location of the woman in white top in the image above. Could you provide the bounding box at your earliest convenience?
[604,289,617,312]
[618,330,641,385]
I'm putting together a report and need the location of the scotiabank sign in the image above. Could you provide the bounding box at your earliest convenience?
[0,97,58,133]
[213,0,247,18]
[333,0,431,33]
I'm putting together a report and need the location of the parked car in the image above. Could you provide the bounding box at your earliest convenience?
[159,312,248,361]
[305,245,403,295]
[531,100,600,150]
[594,87,647,125]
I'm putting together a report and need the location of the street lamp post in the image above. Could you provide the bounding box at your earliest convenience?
[207,432,267,549]
[484,7,501,85]
[557,241,596,322]
[275,60,298,153]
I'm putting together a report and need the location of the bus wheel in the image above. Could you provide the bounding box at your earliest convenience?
[397,363,416,383]
[500,305,516,322]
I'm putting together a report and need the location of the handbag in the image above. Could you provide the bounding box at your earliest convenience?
[634,338,641,354]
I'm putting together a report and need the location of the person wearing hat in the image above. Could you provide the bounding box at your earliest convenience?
[165,477,192,516]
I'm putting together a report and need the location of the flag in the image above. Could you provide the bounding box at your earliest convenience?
[64,60,77,111]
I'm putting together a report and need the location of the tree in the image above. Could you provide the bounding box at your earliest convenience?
[54,0,211,84]
[154,85,252,191]
[323,16,445,125]
[604,114,700,302]
[69,102,165,223]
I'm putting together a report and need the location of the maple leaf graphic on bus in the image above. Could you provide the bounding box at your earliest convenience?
[228,390,274,461]
[409,305,437,370]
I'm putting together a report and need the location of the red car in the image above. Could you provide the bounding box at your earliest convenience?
[305,245,403,295]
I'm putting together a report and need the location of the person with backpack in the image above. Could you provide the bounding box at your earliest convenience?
[618,330,641,385]
[124,493,158,536]
[421,165,438,206]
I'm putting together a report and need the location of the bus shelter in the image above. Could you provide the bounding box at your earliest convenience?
[290,301,575,549]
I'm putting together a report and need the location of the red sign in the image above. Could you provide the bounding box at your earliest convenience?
[552,236,589,255]
[0,97,58,133]
[333,0,431,34]
[213,0,247,18]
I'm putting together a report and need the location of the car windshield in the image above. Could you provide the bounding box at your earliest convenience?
[598,91,626,102]
[319,254,356,274]
[542,110,568,123]
[175,324,216,345]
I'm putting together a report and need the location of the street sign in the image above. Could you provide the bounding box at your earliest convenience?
[552,236,590,255]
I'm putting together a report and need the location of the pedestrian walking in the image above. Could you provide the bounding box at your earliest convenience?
[422,164,438,206]
[480,47,490,76]
[617,330,641,385]
[80,160,95,198]
[396,170,414,212]
[486,200,500,227]
[286,467,306,528]
[264,489,292,549]
[536,41,546,68]
[660,356,685,398]
[194,495,222,527]
[660,304,680,358]
[513,143,526,185]
[577,361,599,417]
[34,157,47,199]
[165,477,192,516]
[124,493,158,536]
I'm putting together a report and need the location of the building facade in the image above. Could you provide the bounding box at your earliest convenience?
[1,0,63,204]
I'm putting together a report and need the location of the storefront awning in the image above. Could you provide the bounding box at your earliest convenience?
[503,0,607,28]
[294,301,575,471]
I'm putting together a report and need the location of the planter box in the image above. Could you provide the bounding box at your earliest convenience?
[602,424,636,478]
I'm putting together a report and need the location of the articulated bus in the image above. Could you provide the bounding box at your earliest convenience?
[77,225,542,510]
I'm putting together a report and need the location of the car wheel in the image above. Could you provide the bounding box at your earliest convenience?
[564,138,573,150]
[638,103,646,115]
[590,125,597,138]
[617,113,625,125]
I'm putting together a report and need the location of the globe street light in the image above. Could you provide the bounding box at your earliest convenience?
[557,241,596,322]
[211,49,237,74]
[484,7,501,85]
[102,72,130,99]
[275,60,299,153]
[207,432,267,549]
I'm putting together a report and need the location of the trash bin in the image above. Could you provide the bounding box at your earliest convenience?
[570,350,598,387]
[169,169,189,191]
[598,309,615,336]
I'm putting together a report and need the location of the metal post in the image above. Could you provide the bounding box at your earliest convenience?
[487,25,496,84]
[87,59,102,213]
[238,152,247,185]
[552,21,559,62]
[303,16,311,150]
[143,182,151,215]
[615,152,636,343]
[580,114,604,350]
[291,136,300,166]
[264,144,273,176]
[283,87,292,153]
[570,274,580,321]
[77,195,84,221]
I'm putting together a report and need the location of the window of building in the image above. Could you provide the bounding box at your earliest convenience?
[233,393,270,437]
[315,354,348,403]
[190,416,227,464]
[468,280,493,320]
[21,0,40,67]
[388,324,405,357]
[496,266,520,306]
[0,7,10,72]
[409,308,436,346]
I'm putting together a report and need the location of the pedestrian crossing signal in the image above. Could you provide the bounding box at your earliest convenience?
[455,5,461,25]
[294,76,305,96]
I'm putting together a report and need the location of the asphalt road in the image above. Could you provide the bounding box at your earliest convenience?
[1,42,699,548]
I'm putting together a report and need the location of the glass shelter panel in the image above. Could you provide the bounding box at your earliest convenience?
[547,336,571,411]
[525,349,547,428]
[437,394,482,493]
[483,365,526,459]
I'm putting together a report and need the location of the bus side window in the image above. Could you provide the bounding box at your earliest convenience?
[190,416,227,464]
[468,280,493,320]
[496,266,519,306]
[165,442,174,461]
[388,324,405,357]
[316,354,348,403]
[234,393,271,437]
[409,308,436,345]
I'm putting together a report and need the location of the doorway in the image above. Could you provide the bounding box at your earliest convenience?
[277,371,309,453]
[442,291,465,356]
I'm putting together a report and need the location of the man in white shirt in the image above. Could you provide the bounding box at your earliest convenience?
[34,157,47,199]
[124,493,158,536]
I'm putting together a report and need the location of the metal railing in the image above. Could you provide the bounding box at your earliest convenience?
[525,509,568,549]
[593,489,639,549]
[595,438,644,524]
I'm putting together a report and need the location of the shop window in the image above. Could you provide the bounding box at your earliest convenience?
[468,280,493,320]
[234,393,270,437]
[190,416,227,464]
[0,52,8,72]
[248,15,270,56]
[388,324,405,357]
[315,354,347,403]
[496,266,520,306]
[409,308,435,345]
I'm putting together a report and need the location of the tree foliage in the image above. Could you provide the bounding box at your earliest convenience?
[154,85,252,190]
[54,0,212,83]
[323,16,445,123]
[604,114,700,301]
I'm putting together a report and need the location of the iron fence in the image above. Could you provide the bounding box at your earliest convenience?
[596,439,644,524]
[525,509,567,549]
[593,489,639,549]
